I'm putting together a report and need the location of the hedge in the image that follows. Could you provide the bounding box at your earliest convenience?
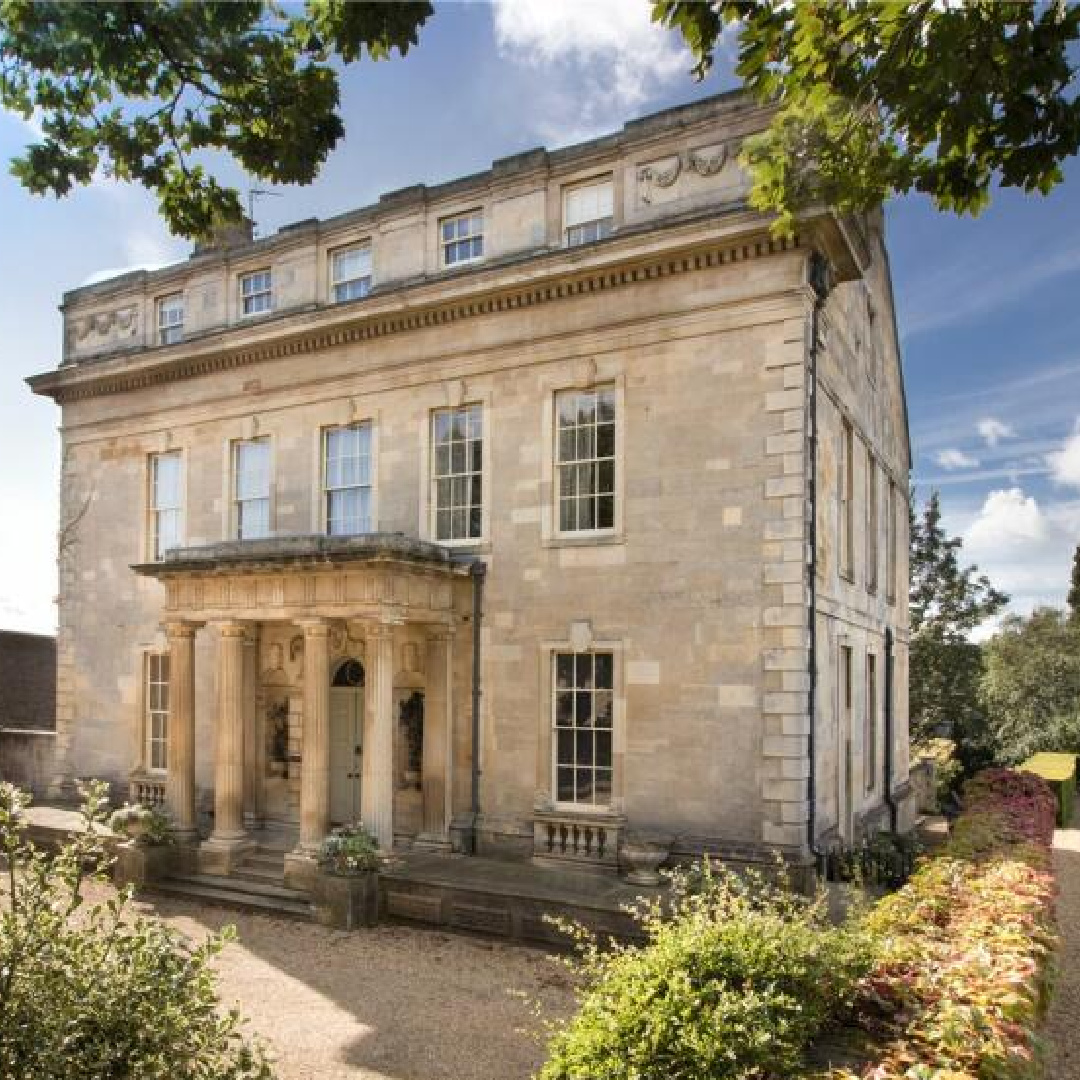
[1020,751,1076,827]
[818,767,1058,1080]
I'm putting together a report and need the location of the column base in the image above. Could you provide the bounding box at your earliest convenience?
[283,849,319,892]
[198,835,253,876]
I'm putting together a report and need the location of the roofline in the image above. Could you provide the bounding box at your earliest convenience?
[60,90,763,308]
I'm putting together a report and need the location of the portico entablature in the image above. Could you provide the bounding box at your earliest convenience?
[133,533,472,626]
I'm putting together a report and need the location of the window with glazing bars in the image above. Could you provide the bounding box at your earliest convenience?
[324,423,372,535]
[865,653,878,792]
[840,419,854,579]
[440,210,483,266]
[431,405,482,541]
[233,438,270,539]
[330,246,373,302]
[149,451,182,560]
[564,178,613,247]
[240,269,272,315]
[866,450,879,592]
[157,294,184,345]
[146,653,169,772]
[556,387,616,532]
[553,651,613,806]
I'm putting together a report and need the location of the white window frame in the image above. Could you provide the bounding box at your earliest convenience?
[148,450,183,560]
[156,293,184,345]
[239,269,273,317]
[145,652,169,774]
[329,244,373,303]
[563,176,614,248]
[839,418,854,581]
[232,437,271,540]
[866,448,879,593]
[551,649,616,810]
[886,479,898,604]
[429,404,484,544]
[554,386,618,537]
[322,422,373,536]
[440,209,484,267]
[865,651,878,793]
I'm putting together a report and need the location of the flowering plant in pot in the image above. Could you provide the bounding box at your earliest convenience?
[317,822,381,875]
[108,803,172,845]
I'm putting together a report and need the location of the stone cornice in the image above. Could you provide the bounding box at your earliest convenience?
[30,213,804,405]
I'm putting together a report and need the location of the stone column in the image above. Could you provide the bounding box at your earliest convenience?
[416,626,454,850]
[362,621,396,851]
[242,626,262,829]
[164,620,199,843]
[298,619,331,853]
[200,621,250,874]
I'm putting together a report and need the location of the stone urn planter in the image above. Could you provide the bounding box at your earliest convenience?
[620,832,672,886]
[312,870,379,930]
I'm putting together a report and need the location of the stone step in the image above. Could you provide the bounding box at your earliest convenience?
[233,863,286,885]
[154,873,314,920]
[242,851,287,871]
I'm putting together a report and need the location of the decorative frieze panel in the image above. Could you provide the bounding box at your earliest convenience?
[636,139,744,207]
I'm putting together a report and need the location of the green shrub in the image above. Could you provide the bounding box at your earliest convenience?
[1020,751,1076,826]
[317,821,381,874]
[537,864,877,1080]
[108,801,173,844]
[0,781,272,1080]
[912,736,962,806]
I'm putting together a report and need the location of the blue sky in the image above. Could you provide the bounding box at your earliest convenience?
[1,0,1078,635]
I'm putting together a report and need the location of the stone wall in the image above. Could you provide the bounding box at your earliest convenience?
[0,630,56,730]
[0,730,56,797]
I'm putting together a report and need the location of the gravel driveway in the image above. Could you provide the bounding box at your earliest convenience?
[137,893,575,1080]
[1046,822,1080,1079]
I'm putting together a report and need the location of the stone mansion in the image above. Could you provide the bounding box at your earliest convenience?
[29,92,912,887]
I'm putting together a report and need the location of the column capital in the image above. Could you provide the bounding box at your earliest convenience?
[296,617,332,638]
[368,621,397,641]
[425,623,456,642]
[164,619,202,640]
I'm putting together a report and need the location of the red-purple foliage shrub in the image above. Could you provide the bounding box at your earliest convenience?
[818,767,1058,1080]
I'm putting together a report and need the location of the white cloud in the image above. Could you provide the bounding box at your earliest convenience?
[977,417,1014,447]
[965,488,1045,550]
[934,448,979,470]
[1047,422,1080,490]
[490,0,692,143]
[957,488,1080,624]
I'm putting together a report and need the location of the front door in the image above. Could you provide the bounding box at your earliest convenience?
[329,687,363,824]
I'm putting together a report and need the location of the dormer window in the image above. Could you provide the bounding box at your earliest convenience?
[240,269,272,316]
[330,245,373,302]
[157,294,184,345]
[440,210,484,267]
[564,177,613,247]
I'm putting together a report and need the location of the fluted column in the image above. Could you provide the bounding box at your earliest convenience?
[210,621,247,843]
[298,619,331,853]
[242,626,262,829]
[362,621,396,851]
[165,620,199,841]
[417,626,454,849]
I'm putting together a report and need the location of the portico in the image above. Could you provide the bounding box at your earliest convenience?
[134,535,471,885]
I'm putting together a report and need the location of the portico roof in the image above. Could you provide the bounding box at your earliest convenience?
[133,533,474,578]
[132,534,474,625]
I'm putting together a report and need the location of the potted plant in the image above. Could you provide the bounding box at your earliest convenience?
[108,803,176,888]
[108,803,172,846]
[313,822,381,929]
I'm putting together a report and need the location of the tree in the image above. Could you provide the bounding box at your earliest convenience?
[981,607,1080,764]
[0,781,271,1079]
[652,1,1080,234]
[5,2,1079,240]
[0,1,432,237]
[1068,542,1080,628]
[908,492,1008,774]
